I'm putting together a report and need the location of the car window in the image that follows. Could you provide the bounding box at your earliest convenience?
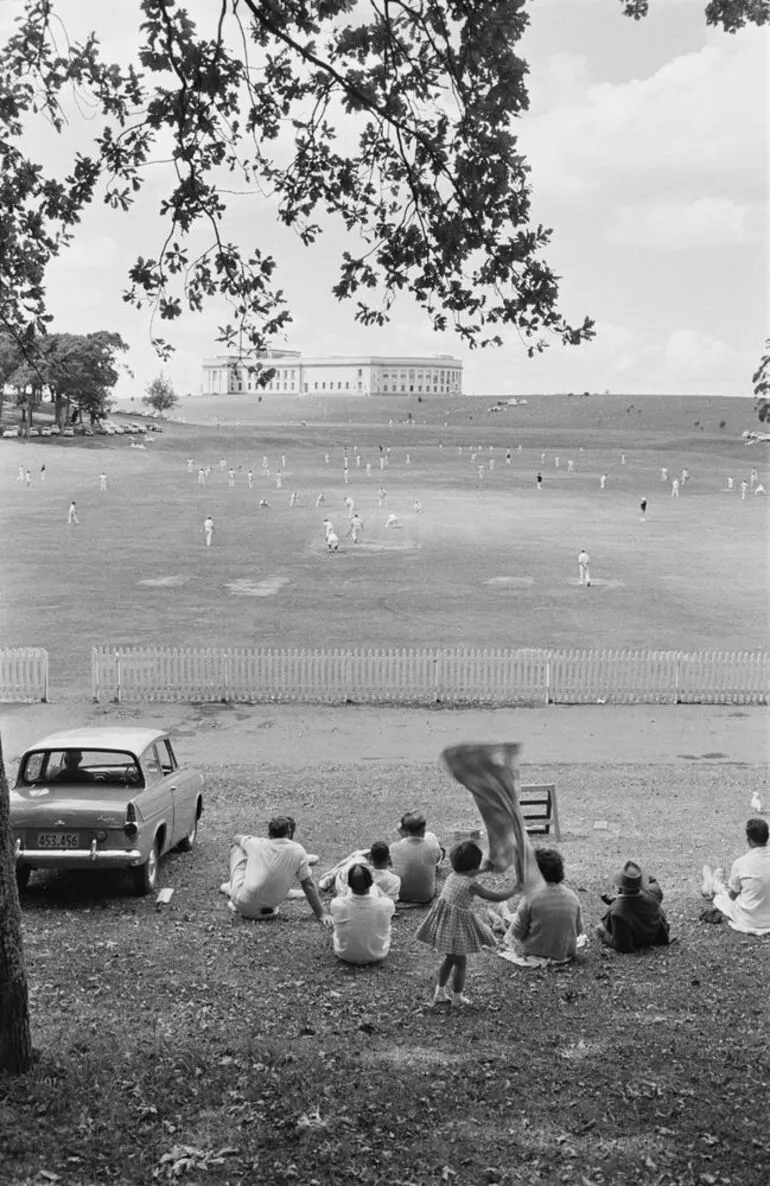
[142,745,163,784]
[159,738,177,774]
[20,749,141,786]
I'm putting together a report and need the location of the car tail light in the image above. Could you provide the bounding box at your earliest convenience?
[124,802,138,840]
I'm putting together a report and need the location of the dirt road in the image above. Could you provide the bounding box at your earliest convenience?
[1,698,767,768]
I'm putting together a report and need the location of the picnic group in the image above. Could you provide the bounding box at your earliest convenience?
[219,808,770,1007]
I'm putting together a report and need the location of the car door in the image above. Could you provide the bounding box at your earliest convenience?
[138,743,173,855]
[157,738,195,844]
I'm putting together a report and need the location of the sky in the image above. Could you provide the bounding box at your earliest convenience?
[2,0,767,399]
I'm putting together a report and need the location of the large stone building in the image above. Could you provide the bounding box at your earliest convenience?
[202,351,463,397]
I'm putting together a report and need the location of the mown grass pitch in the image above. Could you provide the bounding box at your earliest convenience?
[1,394,766,697]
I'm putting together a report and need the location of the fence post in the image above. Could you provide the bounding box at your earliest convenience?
[545,658,551,706]
[42,650,49,703]
[674,652,681,704]
[115,651,122,704]
[434,652,440,702]
[223,650,230,703]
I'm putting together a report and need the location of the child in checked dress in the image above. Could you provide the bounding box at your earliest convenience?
[415,841,517,1007]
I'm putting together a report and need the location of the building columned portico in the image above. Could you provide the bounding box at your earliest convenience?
[202,352,463,397]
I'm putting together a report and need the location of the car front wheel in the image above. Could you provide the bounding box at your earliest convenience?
[132,840,159,897]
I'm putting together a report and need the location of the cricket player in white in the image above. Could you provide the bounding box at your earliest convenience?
[248,470,254,489]
[68,501,79,524]
[99,473,107,491]
[578,549,591,586]
[187,458,194,473]
[203,516,214,546]
[600,474,607,489]
[671,478,680,498]
[198,468,206,485]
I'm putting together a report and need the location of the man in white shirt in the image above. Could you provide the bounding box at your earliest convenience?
[577,549,591,587]
[223,816,331,926]
[702,818,770,935]
[330,864,395,964]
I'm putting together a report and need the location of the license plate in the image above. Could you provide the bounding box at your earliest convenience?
[37,832,79,849]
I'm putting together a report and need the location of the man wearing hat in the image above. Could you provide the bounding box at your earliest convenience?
[596,860,671,952]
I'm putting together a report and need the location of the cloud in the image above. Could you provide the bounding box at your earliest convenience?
[607,197,752,248]
[522,38,766,203]
[664,328,733,373]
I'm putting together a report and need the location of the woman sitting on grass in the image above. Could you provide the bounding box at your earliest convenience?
[505,848,585,967]
[415,841,517,1007]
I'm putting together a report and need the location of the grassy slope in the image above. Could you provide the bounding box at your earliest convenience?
[1,395,767,697]
[1,759,769,1186]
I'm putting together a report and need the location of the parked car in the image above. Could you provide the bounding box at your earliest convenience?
[28,427,40,436]
[2,426,20,438]
[62,427,75,437]
[11,727,204,896]
[40,427,52,437]
[83,427,94,437]
[49,425,61,435]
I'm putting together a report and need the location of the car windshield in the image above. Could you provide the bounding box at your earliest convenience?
[20,749,143,788]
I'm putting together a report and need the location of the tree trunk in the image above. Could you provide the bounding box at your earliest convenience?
[0,735,33,1073]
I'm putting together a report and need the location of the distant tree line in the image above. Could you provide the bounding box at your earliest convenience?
[0,330,128,433]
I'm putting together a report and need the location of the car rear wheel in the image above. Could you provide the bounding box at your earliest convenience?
[177,802,200,853]
[15,865,31,894]
[132,840,159,897]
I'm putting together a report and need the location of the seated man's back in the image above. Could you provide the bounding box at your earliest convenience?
[231,833,310,919]
[330,864,395,964]
[390,820,443,903]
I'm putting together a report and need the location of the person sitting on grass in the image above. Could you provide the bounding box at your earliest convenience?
[701,818,770,935]
[390,812,445,904]
[332,840,401,902]
[596,860,671,953]
[505,848,585,966]
[330,863,396,965]
[221,816,331,927]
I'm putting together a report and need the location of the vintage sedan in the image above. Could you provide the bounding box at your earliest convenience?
[11,727,203,896]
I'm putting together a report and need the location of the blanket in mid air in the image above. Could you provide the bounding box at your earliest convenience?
[441,742,544,895]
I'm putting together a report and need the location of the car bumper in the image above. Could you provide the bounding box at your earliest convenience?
[14,840,143,866]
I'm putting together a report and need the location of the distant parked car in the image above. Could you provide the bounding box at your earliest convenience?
[83,427,94,437]
[2,426,20,438]
[49,425,61,435]
[28,427,40,436]
[41,427,52,437]
[11,727,204,896]
[62,427,75,437]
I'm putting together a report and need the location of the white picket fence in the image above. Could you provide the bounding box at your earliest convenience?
[0,648,49,702]
[90,646,770,706]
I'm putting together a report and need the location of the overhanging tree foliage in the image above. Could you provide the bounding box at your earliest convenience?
[0,0,762,373]
[753,340,770,423]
